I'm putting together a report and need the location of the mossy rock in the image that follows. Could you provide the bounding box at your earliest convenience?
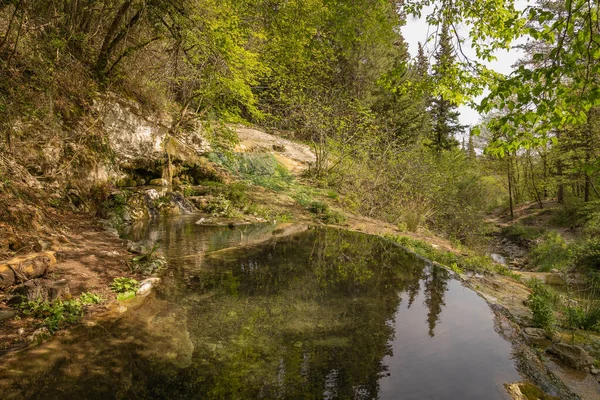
[518,382,560,400]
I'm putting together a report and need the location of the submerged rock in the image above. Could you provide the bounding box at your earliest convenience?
[548,343,594,370]
[137,277,161,296]
[127,239,156,254]
[0,309,16,321]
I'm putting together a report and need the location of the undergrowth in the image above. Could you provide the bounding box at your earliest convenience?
[203,153,342,223]
[110,277,140,301]
[19,292,103,334]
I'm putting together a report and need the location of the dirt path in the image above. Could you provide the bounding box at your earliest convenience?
[0,214,133,356]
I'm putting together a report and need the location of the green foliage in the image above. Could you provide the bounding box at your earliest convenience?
[493,265,522,281]
[19,292,102,334]
[526,279,556,331]
[208,153,295,193]
[573,238,600,270]
[78,292,103,305]
[529,232,571,272]
[110,277,139,294]
[581,203,600,237]
[565,304,600,332]
[583,213,600,239]
[548,201,585,227]
[179,185,196,197]
[449,263,464,275]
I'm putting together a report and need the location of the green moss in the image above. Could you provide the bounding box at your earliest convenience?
[518,382,560,400]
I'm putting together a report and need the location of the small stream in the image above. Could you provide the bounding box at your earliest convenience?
[0,217,521,399]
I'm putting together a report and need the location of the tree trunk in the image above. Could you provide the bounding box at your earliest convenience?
[95,0,135,78]
[557,158,564,203]
[528,151,543,208]
[584,174,590,202]
[508,157,514,219]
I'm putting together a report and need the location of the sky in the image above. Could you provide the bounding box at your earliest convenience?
[400,1,531,128]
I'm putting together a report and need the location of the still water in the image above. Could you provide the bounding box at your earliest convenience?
[0,217,521,399]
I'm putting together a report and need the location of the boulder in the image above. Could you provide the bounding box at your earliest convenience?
[27,327,50,342]
[0,309,16,321]
[127,240,156,254]
[547,343,594,369]
[523,327,547,343]
[149,178,168,186]
[0,252,56,289]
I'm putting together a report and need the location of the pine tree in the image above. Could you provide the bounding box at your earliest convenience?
[429,24,466,151]
[371,39,431,146]
[467,133,476,160]
[416,42,429,79]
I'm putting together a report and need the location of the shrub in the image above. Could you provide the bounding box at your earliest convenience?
[573,238,600,270]
[321,209,346,224]
[529,232,571,272]
[204,195,237,217]
[308,201,328,214]
[583,210,600,238]
[526,279,556,331]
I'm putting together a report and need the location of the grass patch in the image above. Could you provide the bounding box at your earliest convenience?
[387,235,501,274]
[501,223,546,241]
[206,152,339,222]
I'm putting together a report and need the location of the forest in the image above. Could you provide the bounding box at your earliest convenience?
[1,0,600,398]
[1,0,598,242]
